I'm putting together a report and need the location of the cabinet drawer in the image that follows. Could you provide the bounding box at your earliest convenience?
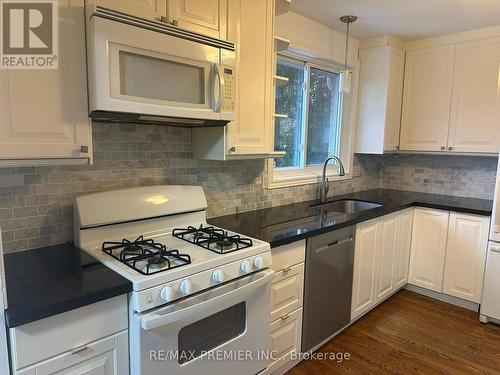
[268,308,302,374]
[271,240,306,272]
[270,263,304,322]
[17,331,129,375]
[10,295,128,370]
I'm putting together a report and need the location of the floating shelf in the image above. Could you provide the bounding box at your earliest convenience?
[274,36,290,52]
[273,113,289,119]
[275,0,291,16]
[273,75,289,86]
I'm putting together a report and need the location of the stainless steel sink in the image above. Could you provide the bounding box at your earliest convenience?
[310,199,383,214]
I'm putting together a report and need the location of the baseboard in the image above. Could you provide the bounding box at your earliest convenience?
[404,284,479,312]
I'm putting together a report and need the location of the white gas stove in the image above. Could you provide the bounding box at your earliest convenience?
[74,185,273,375]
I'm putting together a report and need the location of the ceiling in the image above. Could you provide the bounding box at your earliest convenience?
[291,0,500,41]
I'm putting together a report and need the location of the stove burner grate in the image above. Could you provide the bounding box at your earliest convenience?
[172,225,253,254]
[102,235,191,275]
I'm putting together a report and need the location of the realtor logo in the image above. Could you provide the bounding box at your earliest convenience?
[0,0,58,69]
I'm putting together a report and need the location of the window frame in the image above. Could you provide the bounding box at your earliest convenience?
[267,51,356,189]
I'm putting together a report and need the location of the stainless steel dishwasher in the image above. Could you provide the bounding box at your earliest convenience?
[302,225,355,352]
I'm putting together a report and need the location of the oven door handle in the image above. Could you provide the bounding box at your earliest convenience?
[139,269,274,331]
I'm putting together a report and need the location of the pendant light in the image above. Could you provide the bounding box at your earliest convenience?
[339,15,357,94]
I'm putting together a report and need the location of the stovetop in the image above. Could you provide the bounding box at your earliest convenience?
[82,224,270,291]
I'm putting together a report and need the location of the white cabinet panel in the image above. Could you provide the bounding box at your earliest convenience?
[0,0,91,163]
[394,208,413,288]
[88,0,167,20]
[356,45,405,154]
[400,46,455,151]
[351,219,379,320]
[448,38,500,153]
[268,308,302,374]
[375,212,398,302]
[271,240,306,272]
[443,213,490,303]
[408,208,449,292]
[166,0,227,39]
[270,263,304,322]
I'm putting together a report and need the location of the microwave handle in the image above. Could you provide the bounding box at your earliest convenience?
[139,269,274,331]
[212,63,225,113]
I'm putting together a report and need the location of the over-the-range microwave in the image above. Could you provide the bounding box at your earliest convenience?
[85,6,236,126]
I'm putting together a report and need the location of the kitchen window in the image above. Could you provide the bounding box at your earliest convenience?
[268,55,354,188]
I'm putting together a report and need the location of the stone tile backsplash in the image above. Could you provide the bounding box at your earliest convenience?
[0,122,497,253]
[0,123,381,253]
[381,154,498,199]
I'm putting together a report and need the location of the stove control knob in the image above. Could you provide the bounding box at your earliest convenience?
[212,269,225,283]
[253,256,264,270]
[179,279,192,295]
[240,260,251,273]
[160,286,174,302]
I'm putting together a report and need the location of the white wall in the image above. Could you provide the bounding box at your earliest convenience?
[275,11,359,67]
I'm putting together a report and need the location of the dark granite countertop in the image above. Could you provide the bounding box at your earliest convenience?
[208,189,493,248]
[4,243,132,327]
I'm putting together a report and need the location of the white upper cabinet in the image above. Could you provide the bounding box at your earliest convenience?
[356,45,405,154]
[400,45,455,151]
[443,213,490,303]
[448,38,500,153]
[87,0,166,20]
[192,0,277,160]
[0,0,91,166]
[393,208,413,288]
[166,0,227,40]
[408,208,449,292]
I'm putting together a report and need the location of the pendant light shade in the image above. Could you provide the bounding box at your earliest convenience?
[339,15,357,94]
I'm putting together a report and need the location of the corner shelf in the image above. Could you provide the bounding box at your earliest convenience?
[275,0,292,16]
[273,75,289,86]
[274,36,290,52]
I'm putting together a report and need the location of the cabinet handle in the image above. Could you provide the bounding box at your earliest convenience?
[448,146,453,151]
[282,266,292,273]
[80,145,89,153]
[160,16,178,26]
[229,146,236,152]
[440,146,446,151]
[71,345,88,355]
[281,314,290,321]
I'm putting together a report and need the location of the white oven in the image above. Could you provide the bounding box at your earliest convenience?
[130,270,273,375]
[86,6,236,126]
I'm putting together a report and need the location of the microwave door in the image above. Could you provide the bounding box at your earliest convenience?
[88,15,225,121]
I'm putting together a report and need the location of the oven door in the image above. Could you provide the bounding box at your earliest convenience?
[87,15,228,121]
[130,270,274,375]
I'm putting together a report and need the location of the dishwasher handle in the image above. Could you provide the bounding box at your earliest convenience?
[315,236,354,254]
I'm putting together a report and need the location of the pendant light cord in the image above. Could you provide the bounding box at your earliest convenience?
[344,21,350,71]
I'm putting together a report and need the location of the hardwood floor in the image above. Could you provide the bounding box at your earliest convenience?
[286,290,500,375]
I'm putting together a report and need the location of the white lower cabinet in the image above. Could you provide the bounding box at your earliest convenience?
[10,295,129,375]
[268,308,302,374]
[351,218,379,320]
[442,212,490,303]
[351,209,413,321]
[269,240,305,375]
[408,208,449,292]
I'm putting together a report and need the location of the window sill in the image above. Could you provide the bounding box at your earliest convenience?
[267,172,352,189]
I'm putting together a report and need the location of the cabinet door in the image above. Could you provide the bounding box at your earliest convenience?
[408,208,449,292]
[374,212,398,302]
[443,213,490,303]
[268,308,302,374]
[0,0,91,163]
[88,0,167,20]
[167,0,227,39]
[351,219,380,320]
[400,46,455,151]
[32,331,128,375]
[384,47,405,151]
[394,208,413,288]
[226,0,273,155]
[448,38,500,153]
[270,263,304,322]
